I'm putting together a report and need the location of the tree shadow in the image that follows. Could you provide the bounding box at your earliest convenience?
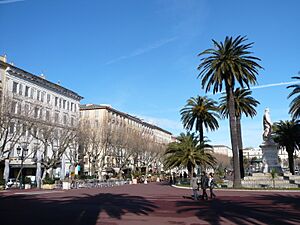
[0,192,158,225]
[176,194,300,225]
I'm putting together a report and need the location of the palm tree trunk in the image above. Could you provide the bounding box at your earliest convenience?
[236,116,245,179]
[199,121,204,143]
[187,164,194,179]
[227,88,241,188]
[287,150,295,175]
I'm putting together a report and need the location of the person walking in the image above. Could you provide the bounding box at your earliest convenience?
[191,173,200,200]
[208,173,216,199]
[200,172,209,200]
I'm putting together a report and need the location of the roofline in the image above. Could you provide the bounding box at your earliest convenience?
[0,61,83,101]
[212,145,231,149]
[80,104,172,135]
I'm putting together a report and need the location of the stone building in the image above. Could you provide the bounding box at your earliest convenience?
[79,104,173,178]
[0,55,82,183]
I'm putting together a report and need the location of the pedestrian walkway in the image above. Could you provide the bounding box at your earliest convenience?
[1,182,300,225]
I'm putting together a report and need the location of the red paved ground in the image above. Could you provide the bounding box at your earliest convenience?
[1,182,300,225]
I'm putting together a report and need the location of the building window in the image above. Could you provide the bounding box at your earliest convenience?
[71,117,74,126]
[47,94,51,103]
[34,107,39,118]
[63,100,66,109]
[63,115,67,124]
[11,101,17,114]
[55,112,59,123]
[9,122,15,134]
[46,110,50,120]
[39,109,43,119]
[71,103,74,111]
[37,90,40,101]
[59,98,62,108]
[19,84,23,95]
[17,102,21,115]
[25,104,29,115]
[25,86,30,97]
[12,82,18,93]
[30,88,35,99]
[41,92,45,102]
[55,97,58,107]
[67,101,70,110]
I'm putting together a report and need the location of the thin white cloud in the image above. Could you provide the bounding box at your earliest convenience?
[252,81,300,90]
[0,0,24,4]
[105,36,178,65]
[206,80,300,96]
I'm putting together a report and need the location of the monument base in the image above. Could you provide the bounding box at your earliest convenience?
[260,141,283,175]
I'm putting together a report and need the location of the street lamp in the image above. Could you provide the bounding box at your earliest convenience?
[17,146,28,189]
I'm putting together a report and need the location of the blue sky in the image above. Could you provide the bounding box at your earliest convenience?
[1,0,299,148]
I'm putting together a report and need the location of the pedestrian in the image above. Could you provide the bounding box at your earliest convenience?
[200,172,209,200]
[169,175,173,185]
[172,172,176,185]
[208,173,216,199]
[190,173,199,200]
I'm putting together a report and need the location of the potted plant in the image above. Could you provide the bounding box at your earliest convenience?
[42,176,55,190]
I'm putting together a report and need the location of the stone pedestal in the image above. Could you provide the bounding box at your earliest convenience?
[260,141,283,175]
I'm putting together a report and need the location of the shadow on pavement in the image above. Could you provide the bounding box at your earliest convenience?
[0,192,158,225]
[176,194,300,225]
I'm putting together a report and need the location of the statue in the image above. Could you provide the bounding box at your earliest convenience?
[263,108,272,141]
[260,108,283,174]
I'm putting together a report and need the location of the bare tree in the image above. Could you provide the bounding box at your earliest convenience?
[0,95,35,183]
[30,117,77,184]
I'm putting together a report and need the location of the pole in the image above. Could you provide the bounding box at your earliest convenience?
[20,150,24,189]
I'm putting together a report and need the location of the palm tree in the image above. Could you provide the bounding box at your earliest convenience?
[219,88,260,178]
[273,120,300,175]
[197,36,262,187]
[163,132,216,178]
[180,96,219,143]
[288,76,300,119]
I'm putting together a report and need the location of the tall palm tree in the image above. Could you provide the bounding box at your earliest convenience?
[219,88,260,178]
[180,96,219,143]
[288,76,300,119]
[163,132,216,178]
[273,120,300,175]
[197,36,262,187]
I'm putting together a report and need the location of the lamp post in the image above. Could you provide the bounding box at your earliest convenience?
[17,146,28,189]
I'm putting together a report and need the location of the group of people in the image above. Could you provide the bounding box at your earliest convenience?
[191,172,216,200]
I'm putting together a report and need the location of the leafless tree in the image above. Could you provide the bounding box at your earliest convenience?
[0,95,35,182]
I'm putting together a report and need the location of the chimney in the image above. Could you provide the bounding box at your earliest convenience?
[0,54,7,63]
[40,73,46,79]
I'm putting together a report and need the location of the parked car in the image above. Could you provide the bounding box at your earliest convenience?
[6,178,20,188]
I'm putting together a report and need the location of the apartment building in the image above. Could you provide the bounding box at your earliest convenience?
[0,55,83,181]
[79,104,173,177]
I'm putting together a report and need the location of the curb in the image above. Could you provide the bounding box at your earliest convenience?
[171,185,300,192]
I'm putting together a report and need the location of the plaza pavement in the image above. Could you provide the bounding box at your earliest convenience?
[1,182,300,225]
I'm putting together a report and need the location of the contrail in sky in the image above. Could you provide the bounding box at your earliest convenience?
[0,0,24,4]
[252,81,300,89]
[105,36,178,65]
[207,80,300,96]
